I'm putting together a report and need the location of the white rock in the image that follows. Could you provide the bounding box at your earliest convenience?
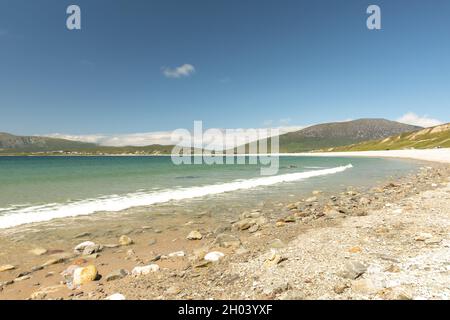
[74,241,96,254]
[131,264,160,275]
[105,293,126,300]
[204,251,225,262]
[168,251,185,258]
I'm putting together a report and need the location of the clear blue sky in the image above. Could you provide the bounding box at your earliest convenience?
[0,0,449,136]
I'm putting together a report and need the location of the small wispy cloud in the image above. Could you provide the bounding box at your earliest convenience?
[162,64,195,78]
[397,112,443,128]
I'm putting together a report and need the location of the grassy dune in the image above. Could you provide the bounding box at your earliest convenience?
[330,123,450,151]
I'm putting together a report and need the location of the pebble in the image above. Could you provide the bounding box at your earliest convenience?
[105,269,129,282]
[186,230,203,240]
[340,261,367,279]
[29,248,48,256]
[131,264,160,275]
[119,235,134,246]
[105,293,126,300]
[168,251,185,258]
[214,234,241,249]
[73,265,98,286]
[0,265,16,272]
[204,251,225,262]
[263,252,285,268]
[74,241,96,254]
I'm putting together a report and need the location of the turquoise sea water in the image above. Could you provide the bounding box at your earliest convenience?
[0,156,420,228]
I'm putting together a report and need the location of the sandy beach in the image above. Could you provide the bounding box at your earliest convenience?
[0,150,449,300]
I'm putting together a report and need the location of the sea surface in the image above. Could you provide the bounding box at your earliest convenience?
[0,156,421,229]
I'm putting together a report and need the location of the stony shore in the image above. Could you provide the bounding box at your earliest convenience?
[0,163,449,300]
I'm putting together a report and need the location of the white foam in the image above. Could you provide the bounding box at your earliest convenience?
[0,164,353,229]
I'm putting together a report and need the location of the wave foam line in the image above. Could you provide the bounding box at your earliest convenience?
[0,164,353,229]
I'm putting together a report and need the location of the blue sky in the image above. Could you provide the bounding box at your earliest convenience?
[0,0,449,143]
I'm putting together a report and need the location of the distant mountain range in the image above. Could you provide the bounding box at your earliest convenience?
[0,119,424,155]
[0,132,175,155]
[234,119,422,153]
[330,122,450,151]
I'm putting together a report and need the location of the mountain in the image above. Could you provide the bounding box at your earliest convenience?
[330,123,450,151]
[233,119,422,153]
[0,132,195,155]
[0,132,98,153]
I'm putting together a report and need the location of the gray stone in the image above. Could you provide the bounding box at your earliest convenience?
[340,261,367,279]
[105,269,129,282]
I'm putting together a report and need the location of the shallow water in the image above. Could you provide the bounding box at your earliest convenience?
[0,156,420,229]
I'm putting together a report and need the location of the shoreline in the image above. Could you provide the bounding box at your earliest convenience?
[1,147,450,164]
[0,159,448,300]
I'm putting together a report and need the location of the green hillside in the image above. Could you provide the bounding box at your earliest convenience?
[330,123,450,151]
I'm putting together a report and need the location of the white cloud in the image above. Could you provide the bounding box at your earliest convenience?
[397,112,443,128]
[162,64,195,78]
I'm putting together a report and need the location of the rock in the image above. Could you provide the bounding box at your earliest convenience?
[248,224,259,233]
[186,230,203,240]
[425,237,441,245]
[414,232,433,241]
[31,265,44,272]
[148,239,157,246]
[14,275,31,282]
[29,248,47,256]
[166,286,182,295]
[286,203,298,210]
[214,234,241,249]
[385,264,401,273]
[333,283,349,294]
[194,261,212,269]
[340,261,367,279]
[0,264,16,272]
[204,251,225,262]
[275,221,286,227]
[150,254,162,262]
[233,219,253,231]
[119,235,134,246]
[105,293,126,300]
[82,244,103,255]
[29,285,65,300]
[73,265,98,286]
[312,190,322,195]
[233,217,267,231]
[240,211,262,219]
[235,247,249,255]
[168,250,185,258]
[74,241,96,254]
[263,252,285,268]
[74,232,91,239]
[131,264,160,275]
[283,216,296,223]
[351,278,376,294]
[305,196,317,203]
[61,265,80,278]
[359,197,371,205]
[348,246,362,254]
[105,269,128,282]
